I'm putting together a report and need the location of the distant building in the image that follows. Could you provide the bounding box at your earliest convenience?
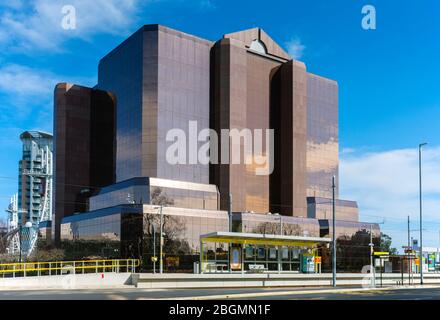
[14,131,53,255]
[18,131,53,225]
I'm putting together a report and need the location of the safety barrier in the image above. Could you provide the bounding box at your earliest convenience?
[0,259,140,278]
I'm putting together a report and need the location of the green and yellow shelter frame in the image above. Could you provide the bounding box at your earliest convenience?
[199,231,331,274]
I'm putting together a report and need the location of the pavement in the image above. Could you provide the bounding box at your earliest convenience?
[1,285,440,300]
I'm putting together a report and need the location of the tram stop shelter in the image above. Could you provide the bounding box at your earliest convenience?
[199,231,331,274]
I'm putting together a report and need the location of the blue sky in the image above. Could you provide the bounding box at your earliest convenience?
[0,0,439,251]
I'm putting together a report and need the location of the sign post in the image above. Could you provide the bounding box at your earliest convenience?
[374,252,389,287]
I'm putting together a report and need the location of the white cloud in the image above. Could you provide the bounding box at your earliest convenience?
[0,64,56,96]
[0,63,95,99]
[0,0,144,52]
[0,63,95,123]
[340,146,440,250]
[285,37,305,60]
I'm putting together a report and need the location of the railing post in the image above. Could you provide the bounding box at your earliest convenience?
[73,261,76,275]
[24,263,26,277]
[13,265,15,278]
[96,261,98,273]
[49,262,51,276]
[82,261,84,274]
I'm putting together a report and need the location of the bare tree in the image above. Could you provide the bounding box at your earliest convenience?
[253,222,302,236]
[150,187,174,206]
[141,188,191,271]
[0,218,6,228]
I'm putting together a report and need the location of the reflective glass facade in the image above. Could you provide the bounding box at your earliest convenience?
[307,197,359,222]
[60,206,142,259]
[211,28,308,216]
[319,219,380,272]
[142,206,229,272]
[60,205,379,273]
[306,73,339,199]
[234,212,320,237]
[60,205,228,272]
[89,177,219,211]
[97,28,144,181]
[97,25,212,184]
[38,220,52,244]
[53,84,115,244]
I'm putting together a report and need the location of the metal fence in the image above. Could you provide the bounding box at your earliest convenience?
[0,259,140,278]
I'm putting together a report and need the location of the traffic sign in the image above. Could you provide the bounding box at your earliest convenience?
[373,252,389,256]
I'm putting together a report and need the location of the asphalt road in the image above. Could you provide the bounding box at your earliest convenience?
[0,286,321,300]
[1,286,440,300]
[245,287,440,300]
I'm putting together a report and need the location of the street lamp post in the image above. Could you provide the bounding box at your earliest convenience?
[419,142,427,285]
[332,175,336,287]
[407,215,411,284]
[159,205,164,274]
[228,193,232,232]
[228,193,232,274]
[18,224,22,263]
[369,224,375,287]
[152,224,156,274]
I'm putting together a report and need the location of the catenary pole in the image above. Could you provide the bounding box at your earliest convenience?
[332,175,336,287]
[419,143,427,284]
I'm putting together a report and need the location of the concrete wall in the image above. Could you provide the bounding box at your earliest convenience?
[134,272,440,289]
[0,273,134,290]
[2,272,440,290]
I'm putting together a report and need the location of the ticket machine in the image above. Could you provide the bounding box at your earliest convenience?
[300,254,315,273]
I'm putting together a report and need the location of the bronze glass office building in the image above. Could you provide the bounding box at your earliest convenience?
[53,84,116,244]
[97,25,212,184]
[52,24,380,272]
